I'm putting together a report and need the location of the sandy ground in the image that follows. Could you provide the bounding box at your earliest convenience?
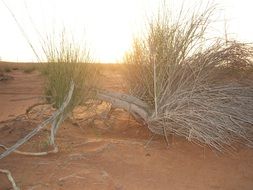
[0,70,44,121]
[0,64,253,190]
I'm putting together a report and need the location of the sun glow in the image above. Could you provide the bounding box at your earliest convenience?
[0,0,253,63]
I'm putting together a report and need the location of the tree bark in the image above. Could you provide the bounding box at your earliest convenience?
[97,90,150,121]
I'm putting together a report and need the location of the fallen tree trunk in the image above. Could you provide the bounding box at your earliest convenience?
[97,90,165,135]
[97,90,149,121]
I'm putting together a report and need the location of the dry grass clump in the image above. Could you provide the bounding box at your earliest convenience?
[23,66,36,73]
[124,5,253,151]
[3,66,12,73]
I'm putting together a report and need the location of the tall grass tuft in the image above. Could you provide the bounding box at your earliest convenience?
[42,32,98,114]
[124,4,253,151]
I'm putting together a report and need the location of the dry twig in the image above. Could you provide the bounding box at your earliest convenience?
[0,169,20,190]
[0,144,58,156]
[0,81,74,160]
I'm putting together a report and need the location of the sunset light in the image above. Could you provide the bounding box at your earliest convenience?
[1,1,253,189]
[0,0,253,63]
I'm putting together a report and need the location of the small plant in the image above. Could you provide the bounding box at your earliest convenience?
[42,31,99,116]
[12,67,19,70]
[4,67,11,73]
[38,139,50,150]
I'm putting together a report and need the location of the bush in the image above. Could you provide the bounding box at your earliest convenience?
[42,33,98,114]
[124,4,253,151]
[23,66,35,73]
[4,67,12,73]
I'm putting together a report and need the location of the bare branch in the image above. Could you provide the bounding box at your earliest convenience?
[0,169,20,190]
[0,144,58,156]
[0,81,74,160]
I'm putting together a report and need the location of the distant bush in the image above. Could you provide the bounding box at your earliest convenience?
[23,66,35,73]
[4,67,11,73]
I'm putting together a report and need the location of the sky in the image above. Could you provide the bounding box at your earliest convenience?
[0,0,253,63]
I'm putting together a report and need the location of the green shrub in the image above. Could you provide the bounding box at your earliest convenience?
[42,33,98,114]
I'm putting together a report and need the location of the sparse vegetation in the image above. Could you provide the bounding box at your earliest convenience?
[3,67,11,73]
[23,66,35,73]
[1,2,253,189]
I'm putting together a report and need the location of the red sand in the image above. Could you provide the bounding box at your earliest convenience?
[0,65,253,190]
